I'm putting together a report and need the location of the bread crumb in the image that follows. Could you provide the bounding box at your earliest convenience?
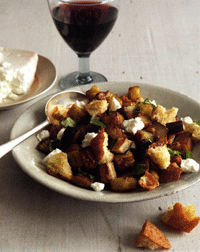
[136,220,171,250]
[161,202,200,233]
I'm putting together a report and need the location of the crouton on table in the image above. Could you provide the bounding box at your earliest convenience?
[161,202,200,233]
[136,220,171,250]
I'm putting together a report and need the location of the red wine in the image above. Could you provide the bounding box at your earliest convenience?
[52,1,118,55]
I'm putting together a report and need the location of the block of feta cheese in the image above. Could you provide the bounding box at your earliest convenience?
[0,47,38,102]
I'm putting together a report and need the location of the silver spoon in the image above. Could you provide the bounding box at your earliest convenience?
[0,90,87,158]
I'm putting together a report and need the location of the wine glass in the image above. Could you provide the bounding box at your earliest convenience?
[47,0,119,89]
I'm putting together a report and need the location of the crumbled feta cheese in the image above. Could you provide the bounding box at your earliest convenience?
[109,97,122,112]
[0,82,12,101]
[123,117,145,135]
[180,158,200,173]
[81,132,98,148]
[74,100,88,109]
[57,128,65,140]
[181,116,193,124]
[8,92,19,100]
[42,149,62,164]
[150,100,157,107]
[36,130,50,141]
[91,182,105,192]
[2,62,11,68]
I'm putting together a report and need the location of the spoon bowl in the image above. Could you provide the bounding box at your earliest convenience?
[46,90,87,124]
[0,90,86,158]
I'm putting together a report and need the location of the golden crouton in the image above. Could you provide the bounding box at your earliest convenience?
[161,202,200,233]
[86,85,101,100]
[137,114,152,128]
[128,86,141,102]
[140,103,154,118]
[151,105,178,126]
[136,220,171,250]
[101,112,124,128]
[67,104,87,123]
[104,90,118,105]
[46,152,72,181]
[110,176,137,192]
[111,137,133,154]
[50,104,69,125]
[170,155,182,166]
[120,95,134,107]
[84,99,108,117]
[98,162,117,184]
[159,162,183,183]
[146,138,170,170]
[150,170,159,181]
[95,91,107,100]
[90,128,114,164]
[124,105,137,119]
[105,90,117,99]
[138,171,159,190]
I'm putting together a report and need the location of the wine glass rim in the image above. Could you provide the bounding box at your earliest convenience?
[59,0,115,4]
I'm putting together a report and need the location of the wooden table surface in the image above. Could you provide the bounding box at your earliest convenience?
[0,1,200,251]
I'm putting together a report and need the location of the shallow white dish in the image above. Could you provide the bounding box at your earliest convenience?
[0,54,56,110]
[10,82,200,203]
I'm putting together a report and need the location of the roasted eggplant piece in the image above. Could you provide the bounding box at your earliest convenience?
[166,121,184,134]
[146,121,168,140]
[170,132,193,153]
[60,126,77,152]
[110,176,137,192]
[72,174,94,189]
[37,138,51,154]
[98,162,117,184]
[111,137,133,154]
[114,151,135,171]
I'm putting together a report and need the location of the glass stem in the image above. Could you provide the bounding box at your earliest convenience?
[76,54,93,84]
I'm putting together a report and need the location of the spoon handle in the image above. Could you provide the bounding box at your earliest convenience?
[0,119,50,159]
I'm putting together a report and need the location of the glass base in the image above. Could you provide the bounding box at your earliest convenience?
[60,71,107,89]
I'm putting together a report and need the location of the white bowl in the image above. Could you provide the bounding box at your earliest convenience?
[10,82,200,203]
[0,54,56,110]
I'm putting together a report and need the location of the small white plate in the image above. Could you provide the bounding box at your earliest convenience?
[0,54,56,110]
[10,82,200,203]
